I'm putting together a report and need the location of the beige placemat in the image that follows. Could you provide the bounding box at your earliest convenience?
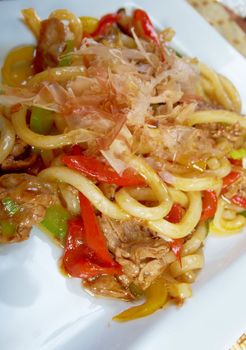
[187,0,246,57]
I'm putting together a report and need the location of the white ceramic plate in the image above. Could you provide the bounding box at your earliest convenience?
[1,1,246,349]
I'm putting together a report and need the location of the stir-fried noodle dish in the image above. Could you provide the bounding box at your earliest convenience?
[0,7,246,321]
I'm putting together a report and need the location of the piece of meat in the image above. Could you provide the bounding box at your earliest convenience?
[0,173,58,243]
[99,216,171,290]
[157,125,220,165]
[198,122,246,149]
[83,275,134,301]
[26,156,46,176]
[138,259,166,287]
[195,100,221,111]
[98,216,150,252]
[34,18,66,73]
[1,138,37,171]
[0,204,46,244]
[179,94,204,104]
[115,238,170,290]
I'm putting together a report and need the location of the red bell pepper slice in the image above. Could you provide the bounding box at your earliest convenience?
[63,217,121,279]
[65,216,85,247]
[169,238,183,265]
[70,145,83,156]
[165,203,184,224]
[79,192,118,265]
[200,190,217,221]
[90,13,119,37]
[231,195,246,208]
[165,204,184,265]
[222,171,241,193]
[229,158,242,167]
[133,9,160,47]
[65,258,121,279]
[221,171,246,208]
[62,155,145,186]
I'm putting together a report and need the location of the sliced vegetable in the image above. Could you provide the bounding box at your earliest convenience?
[113,277,168,322]
[169,238,183,264]
[59,40,74,67]
[79,193,118,265]
[229,149,246,160]
[40,204,71,245]
[222,172,245,209]
[200,190,217,221]
[0,220,16,236]
[229,158,242,166]
[165,203,184,224]
[70,145,83,155]
[240,211,246,218]
[62,155,145,186]
[222,171,241,193]
[63,217,122,279]
[231,195,246,209]
[90,13,119,37]
[30,106,53,135]
[1,45,35,86]
[133,9,160,47]
[64,254,121,279]
[80,16,99,34]
[2,197,20,215]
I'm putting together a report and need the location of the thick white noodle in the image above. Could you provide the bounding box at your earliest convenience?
[0,114,15,164]
[148,192,202,239]
[38,166,129,220]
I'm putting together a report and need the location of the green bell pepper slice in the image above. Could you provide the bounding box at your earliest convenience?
[229,148,246,160]
[59,40,74,67]
[0,220,17,236]
[30,106,53,135]
[2,197,20,215]
[40,205,71,245]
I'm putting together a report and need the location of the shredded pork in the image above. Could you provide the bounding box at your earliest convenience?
[34,18,66,73]
[0,174,58,243]
[83,275,134,301]
[98,216,171,291]
[198,122,246,150]
[1,138,37,171]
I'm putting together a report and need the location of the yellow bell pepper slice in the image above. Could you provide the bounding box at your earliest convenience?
[80,16,98,34]
[113,277,168,322]
[2,45,35,86]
